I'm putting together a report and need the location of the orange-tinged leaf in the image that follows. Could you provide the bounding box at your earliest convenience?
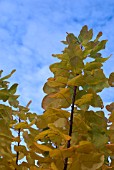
[14,145,27,154]
[30,166,39,170]
[106,144,114,153]
[12,136,21,143]
[42,93,71,110]
[95,31,102,42]
[43,82,59,94]
[106,102,114,112]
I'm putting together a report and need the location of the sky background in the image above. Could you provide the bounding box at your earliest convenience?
[0,0,114,114]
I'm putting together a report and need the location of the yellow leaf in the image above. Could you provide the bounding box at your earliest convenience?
[47,76,67,87]
[67,74,85,86]
[50,88,71,100]
[34,142,52,151]
[14,122,29,129]
[54,118,67,128]
[51,162,59,170]
[75,93,93,106]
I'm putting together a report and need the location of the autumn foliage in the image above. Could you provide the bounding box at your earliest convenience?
[0,25,114,170]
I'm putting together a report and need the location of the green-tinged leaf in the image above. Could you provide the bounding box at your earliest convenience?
[54,118,67,128]
[0,89,10,101]
[92,133,109,148]
[95,55,111,63]
[89,52,102,59]
[39,108,70,128]
[52,53,69,61]
[80,153,104,170]
[69,56,84,73]
[61,40,68,45]
[84,61,102,71]
[83,80,109,93]
[14,122,29,130]
[50,61,70,77]
[0,69,16,81]
[91,40,107,55]
[109,110,114,122]
[90,92,104,108]
[75,93,93,106]
[8,96,19,107]
[84,69,107,86]
[78,25,93,45]
[0,70,3,77]
[77,141,96,153]
[9,83,18,94]
[66,33,79,44]
[108,72,114,87]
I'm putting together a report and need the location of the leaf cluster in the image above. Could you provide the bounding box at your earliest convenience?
[0,25,114,170]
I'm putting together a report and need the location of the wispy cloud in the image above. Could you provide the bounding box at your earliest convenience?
[0,0,114,113]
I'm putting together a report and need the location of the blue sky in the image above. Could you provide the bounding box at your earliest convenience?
[0,0,114,113]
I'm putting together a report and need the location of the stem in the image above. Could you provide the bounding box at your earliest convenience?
[15,117,21,170]
[63,86,77,170]
[15,101,31,170]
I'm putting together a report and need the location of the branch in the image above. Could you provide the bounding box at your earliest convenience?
[63,86,77,170]
[15,117,21,170]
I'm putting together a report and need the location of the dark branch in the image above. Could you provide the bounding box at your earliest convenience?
[63,86,77,170]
